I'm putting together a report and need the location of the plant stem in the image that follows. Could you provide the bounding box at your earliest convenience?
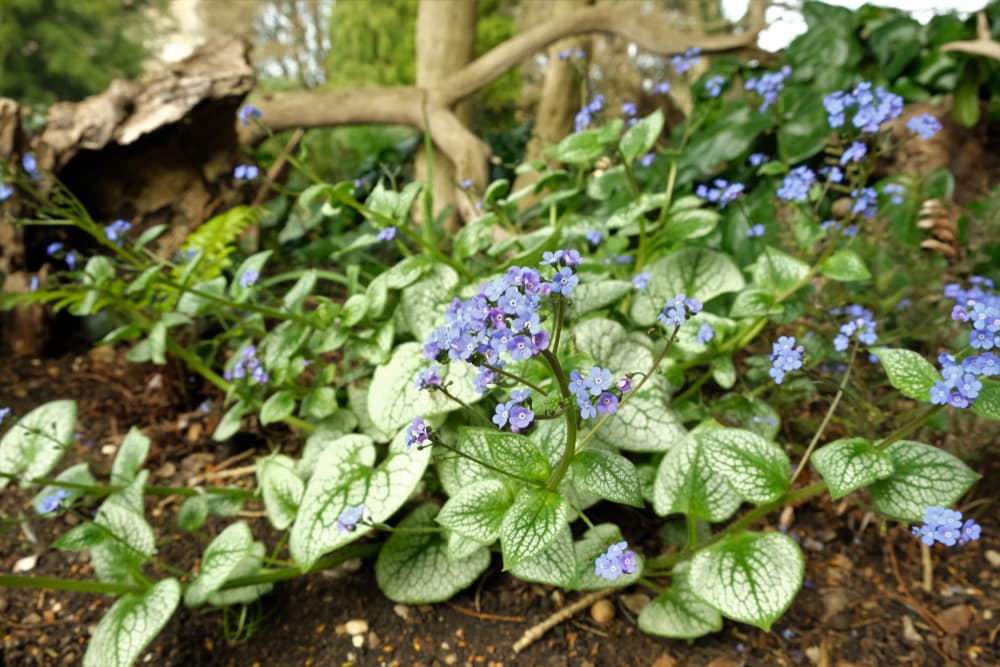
[222,543,381,589]
[788,342,858,486]
[0,575,143,596]
[432,440,544,488]
[875,404,942,451]
[575,326,679,452]
[644,481,827,570]
[542,350,577,491]
[483,363,549,396]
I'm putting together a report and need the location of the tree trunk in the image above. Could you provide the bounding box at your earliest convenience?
[414,0,479,231]
[511,0,589,205]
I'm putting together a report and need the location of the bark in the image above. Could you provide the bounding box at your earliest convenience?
[413,0,479,231]
[511,0,589,204]
[0,38,255,355]
[249,0,768,222]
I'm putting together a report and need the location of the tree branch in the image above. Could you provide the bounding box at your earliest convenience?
[439,0,768,105]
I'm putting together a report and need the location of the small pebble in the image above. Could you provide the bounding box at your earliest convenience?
[985,549,1000,568]
[344,619,368,635]
[393,604,410,620]
[901,615,922,644]
[590,599,614,624]
[351,634,364,649]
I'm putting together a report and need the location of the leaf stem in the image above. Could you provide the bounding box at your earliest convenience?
[542,350,577,491]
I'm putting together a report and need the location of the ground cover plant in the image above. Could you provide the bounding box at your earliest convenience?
[1,4,998,665]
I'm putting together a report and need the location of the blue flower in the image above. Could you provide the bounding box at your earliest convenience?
[671,47,702,75]
[239,268,259,287]
[777,166,816,202]
[653,82,671,94]
[597,392,619,414]
[22,154,39,179]
[632,272,651,291]
[583,366,613,397]
[705,75,725,98]
[0,406,10,425]
[405,417,430,449]
[492,402,512,429]
[46,242,64,257]
[906,113,941,140]
[234,164,259,180]
[840,141,867,165]
[65,252,77,270]
[38,488,70,514]
[198,400,211,414]
[746,223,765,238]
[0,182,12,200]
[621,102,637,117]
[586,229,603,246]
[415,365,442,390]
[617,376,633,393]
[912,506,979,547]
[336,505,365,532]
[104,219,131,245]
[640,152,655,168]
[697,323,716,344]
[594,540,637,581]
[29,276,38,291]
[768,336,804,384]
[508,405,534,431]
[239,104,263,126]
[551,267,578,296]
[749,153,769,166]
[225,344,269,385]
[377,226,397,242]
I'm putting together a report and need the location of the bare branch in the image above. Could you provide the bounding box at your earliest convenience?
[439,0,768,105]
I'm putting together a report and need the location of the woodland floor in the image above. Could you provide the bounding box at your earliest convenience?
[0,347,998,667]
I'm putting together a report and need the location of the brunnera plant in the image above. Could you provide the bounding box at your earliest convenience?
[0,49,996,667]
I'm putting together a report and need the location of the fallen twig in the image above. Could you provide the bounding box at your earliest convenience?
[512,588,612,654]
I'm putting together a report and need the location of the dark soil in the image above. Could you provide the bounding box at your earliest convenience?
[1,350,998,667]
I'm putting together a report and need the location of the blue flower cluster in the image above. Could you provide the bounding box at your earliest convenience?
[671,47,702,74]
[658,293,703,328]
[224,344,269,384]
[568,366,629,419]
[38,488,70,514]
[777,166,816,202]
[744,66,792,112]
[821,219,857,237]
[415,365,442,390]
[769,336,804,384]
[594,541,637,581]
[946,277,1000,351]
[575,94,605,132]
[104,219,131,246]
[405,417,430,449]
[819,165,843,184]
[492,388,535,432]
[906,113,942,140]
[336,505,365,532]
[927,279,1000,408]
[912,506,981,547]
[705,75,725,98]
[696,179,744,208]
[850,187,879,218]
[823,82,903,133]
[831,304,878,352]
